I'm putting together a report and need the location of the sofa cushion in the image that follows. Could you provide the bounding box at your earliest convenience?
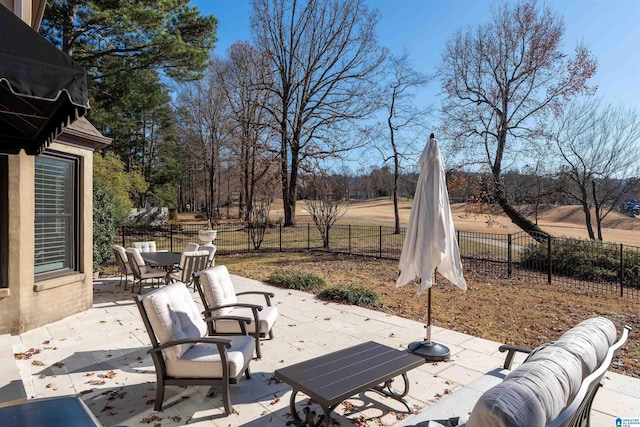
[523,346,582,402]
[552,317,616,378]
[142,282,208,360]
[467,317,617,427]
[466,379,546,427]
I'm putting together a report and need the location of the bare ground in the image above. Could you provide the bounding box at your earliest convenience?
[222,251,640,379]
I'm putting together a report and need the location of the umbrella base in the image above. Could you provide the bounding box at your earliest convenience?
[407,340,450,361]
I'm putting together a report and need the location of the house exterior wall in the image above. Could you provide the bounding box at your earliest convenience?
[0,142,94,334]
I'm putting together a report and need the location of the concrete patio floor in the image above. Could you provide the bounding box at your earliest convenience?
[7,275,640,427]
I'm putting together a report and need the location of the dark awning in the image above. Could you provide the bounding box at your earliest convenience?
[0,5,89,155]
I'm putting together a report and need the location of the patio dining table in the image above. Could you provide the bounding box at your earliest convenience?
[141,252,182,283]
[141,251,182,269]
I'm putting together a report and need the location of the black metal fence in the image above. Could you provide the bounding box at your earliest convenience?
[118,223,640,299]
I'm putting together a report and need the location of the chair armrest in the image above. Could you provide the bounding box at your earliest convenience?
[149,336,233,354]
[202,305,261,336]
[204,315,252,335]
[236,291,275,306]
[498,344,532,370]
[203,302,263,312]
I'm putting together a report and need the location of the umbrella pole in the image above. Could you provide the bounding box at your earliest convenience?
[426,287,432,344]
[407,272,450,361]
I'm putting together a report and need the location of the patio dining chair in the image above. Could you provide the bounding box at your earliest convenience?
[169,250,210,289]
[113,245,133,290]
[183,242,199,253]
[126,247,167,294]
[201,243,217,268]
[132,241,157,253]
[194,266,278,359]
[135,282,255,414]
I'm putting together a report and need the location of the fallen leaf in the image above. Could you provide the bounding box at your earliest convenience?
[140,414,161,424]
[98,370,117,379]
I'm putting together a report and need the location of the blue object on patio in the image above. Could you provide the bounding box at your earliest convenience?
[0,396,102,426]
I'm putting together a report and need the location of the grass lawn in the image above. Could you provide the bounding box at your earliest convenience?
[221,251,640,379]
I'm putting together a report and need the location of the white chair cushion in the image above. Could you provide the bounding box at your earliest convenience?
[113,245,132,273]
[142,282,208,361]
[133,241,156,252]
[166,335,254,378]
[184,242,199,252]
[201,243,217,265]
[467,379,546,427]
[199,266,239,315]
[214,306,279,335]
[127,247,145,267]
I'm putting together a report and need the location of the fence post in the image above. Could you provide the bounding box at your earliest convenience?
[547,235,552,284]
[121,226,125,247]
[379,225,383,258]
[279,222,282,252]
[349,225,352,255]
[170,224,174,252]
[507,234,512,279]
[620,243,624,298]
[307,223,310,250]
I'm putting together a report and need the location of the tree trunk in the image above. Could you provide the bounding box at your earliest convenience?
[592,180,603,241]
[388,88,401,234]
[495,186,548,241]
[280,120,293,226]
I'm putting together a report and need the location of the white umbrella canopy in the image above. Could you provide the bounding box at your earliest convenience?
[397,135,467,292]
[396,134,466,360]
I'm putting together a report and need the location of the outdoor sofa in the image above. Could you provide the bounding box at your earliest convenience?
[403,317,630,427]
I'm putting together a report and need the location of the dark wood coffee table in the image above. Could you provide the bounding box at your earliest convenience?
[274,341,424,427]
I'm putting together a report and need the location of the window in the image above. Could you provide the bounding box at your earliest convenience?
[34,153,79,277]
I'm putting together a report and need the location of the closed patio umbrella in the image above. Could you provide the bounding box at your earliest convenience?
[397,134,467,360]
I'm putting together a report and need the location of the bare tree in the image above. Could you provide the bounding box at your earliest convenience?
[248,194,274,250]
[382,52,431,234]
[251,0,386,226]
[550,98,640,240]
[219,41,279,221]
[174,60,231,221]
[439,0,597,239]
[304,172,349,248]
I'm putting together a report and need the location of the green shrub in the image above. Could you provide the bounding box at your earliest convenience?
[319,284,380,307]
[93,182,117,271]
[267,269,326,291]
[520,237,640,286]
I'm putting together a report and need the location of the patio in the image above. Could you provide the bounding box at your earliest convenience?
[5,274,640,426]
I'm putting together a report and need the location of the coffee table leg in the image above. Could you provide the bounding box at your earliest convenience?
[286,390,334,427]
[373,373,412,412]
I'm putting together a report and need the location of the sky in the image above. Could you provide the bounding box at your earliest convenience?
[189,0,640,169]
